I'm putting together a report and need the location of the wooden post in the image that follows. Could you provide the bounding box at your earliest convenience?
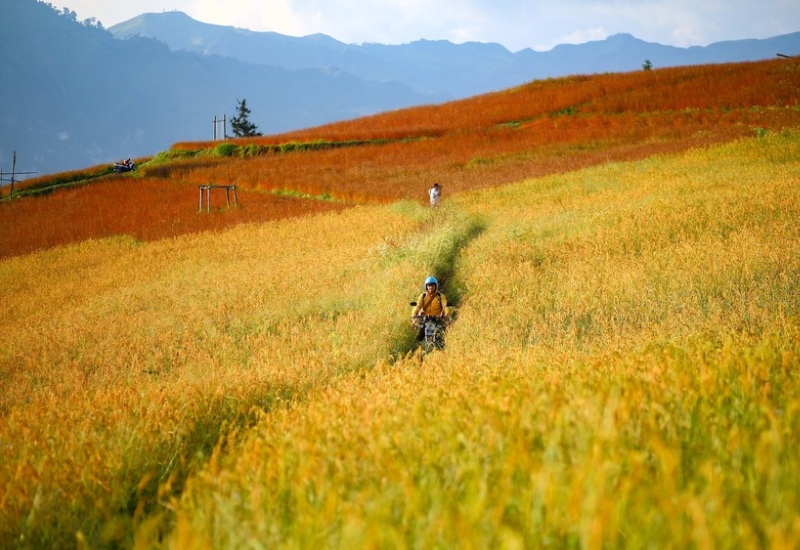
[10,150,16,198]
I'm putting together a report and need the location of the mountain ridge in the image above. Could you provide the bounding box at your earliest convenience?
[110,12,800,98]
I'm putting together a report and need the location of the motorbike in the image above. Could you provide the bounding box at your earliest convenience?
[410,302,447,353]
[113,161,136,173]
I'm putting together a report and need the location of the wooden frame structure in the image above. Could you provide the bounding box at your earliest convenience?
[198,184,239,212]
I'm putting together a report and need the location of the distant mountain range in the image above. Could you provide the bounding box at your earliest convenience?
[2,0,798,178]
[110,11,800,99]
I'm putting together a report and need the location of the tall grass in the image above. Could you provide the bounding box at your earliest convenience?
[1,203,476,547]
[0,61,798,548]
[449,131,800,354]
[0,177,348,260]
[166,132,800,548]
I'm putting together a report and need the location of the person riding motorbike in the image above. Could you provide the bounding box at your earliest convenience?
[411,276,449,341]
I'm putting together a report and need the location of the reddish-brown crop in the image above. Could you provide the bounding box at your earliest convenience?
[2,58,799,260]
[167,59,800,200]
[0,177,347,259]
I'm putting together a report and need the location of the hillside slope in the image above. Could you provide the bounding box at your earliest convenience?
[1,129,798,548]
[1,56,799,548]
[3,57,800,260]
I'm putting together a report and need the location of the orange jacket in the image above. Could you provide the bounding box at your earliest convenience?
[412,291,448,317]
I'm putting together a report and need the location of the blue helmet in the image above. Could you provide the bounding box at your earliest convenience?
[424,276,438,289]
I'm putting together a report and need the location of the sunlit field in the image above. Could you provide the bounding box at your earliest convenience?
[1,58,799,548]
[2,129,798,548]
[0,201,439,548]
[165,131,800,549]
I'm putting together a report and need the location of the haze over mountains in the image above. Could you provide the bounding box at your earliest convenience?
[2,0,799,178]
[110,11,800,99]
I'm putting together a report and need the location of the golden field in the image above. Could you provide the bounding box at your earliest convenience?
[1,59,799,548]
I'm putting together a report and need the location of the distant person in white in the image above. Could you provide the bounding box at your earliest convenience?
[429,183,442,207]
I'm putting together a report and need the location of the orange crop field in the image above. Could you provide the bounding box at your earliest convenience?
[2,58,799,260]
[0,177,348,260]
[167,60,800,202]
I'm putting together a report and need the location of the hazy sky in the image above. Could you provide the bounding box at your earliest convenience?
[60,0,800,52]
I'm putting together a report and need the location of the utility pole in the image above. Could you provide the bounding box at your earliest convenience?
[212,115,227,140]
[11,151,16,197]
[0,151,37,199]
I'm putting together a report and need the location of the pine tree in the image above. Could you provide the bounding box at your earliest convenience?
[229,99,262,137]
